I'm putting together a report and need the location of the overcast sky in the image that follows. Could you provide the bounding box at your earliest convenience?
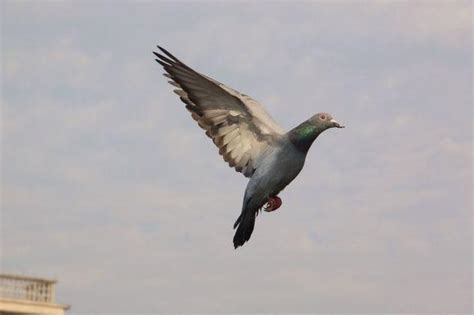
[1,1,472,314]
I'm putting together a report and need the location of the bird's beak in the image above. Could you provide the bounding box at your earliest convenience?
[330,118,345,128]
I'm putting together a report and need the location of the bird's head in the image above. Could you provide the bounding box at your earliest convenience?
[309,112,345,130]
[289,112,344,152]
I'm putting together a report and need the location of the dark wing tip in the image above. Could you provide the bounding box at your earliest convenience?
[157,45,166,52]
[155,59,168,68]
[156,45,180,62]
[153,51,176,66]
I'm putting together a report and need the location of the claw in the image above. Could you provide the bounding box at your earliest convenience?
[264,196,282,212]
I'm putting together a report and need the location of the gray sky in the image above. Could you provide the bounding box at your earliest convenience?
[1,1,472,313]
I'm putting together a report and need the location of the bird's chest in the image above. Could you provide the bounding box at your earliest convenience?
[260,147,306,195]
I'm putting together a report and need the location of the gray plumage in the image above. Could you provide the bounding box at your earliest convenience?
[154,46,344,248]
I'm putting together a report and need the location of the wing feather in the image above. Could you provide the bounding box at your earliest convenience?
[154,46,284,177]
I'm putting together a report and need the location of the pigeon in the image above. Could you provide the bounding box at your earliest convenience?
[153,46,344,249]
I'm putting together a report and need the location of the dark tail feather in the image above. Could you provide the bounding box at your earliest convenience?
[233,211,256,249]
[233,214,242,229]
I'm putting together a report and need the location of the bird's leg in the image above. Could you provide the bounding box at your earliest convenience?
[263,196,282,212]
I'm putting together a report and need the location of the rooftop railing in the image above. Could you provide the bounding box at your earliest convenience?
[0,274,56,303]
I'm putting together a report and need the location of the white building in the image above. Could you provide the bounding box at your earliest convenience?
[0,274,69,315]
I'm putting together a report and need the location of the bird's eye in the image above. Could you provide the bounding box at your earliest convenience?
[320,114,326,120]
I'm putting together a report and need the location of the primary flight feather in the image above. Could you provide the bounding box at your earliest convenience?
[154,45,344,248]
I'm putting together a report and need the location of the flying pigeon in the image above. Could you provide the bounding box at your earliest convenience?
[153,46,344,249]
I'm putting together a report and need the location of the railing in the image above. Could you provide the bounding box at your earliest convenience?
[0,274,56,303]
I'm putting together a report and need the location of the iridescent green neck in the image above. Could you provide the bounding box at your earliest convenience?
[288,120,323,152]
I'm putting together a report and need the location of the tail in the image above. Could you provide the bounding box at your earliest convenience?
[233,211,257,249]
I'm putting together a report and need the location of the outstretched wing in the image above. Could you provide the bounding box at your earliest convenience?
[154,46,284,177]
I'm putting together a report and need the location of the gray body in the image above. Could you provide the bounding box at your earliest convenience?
[243,136,305,213]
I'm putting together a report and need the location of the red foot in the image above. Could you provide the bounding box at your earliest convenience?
[264,196,282,212]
